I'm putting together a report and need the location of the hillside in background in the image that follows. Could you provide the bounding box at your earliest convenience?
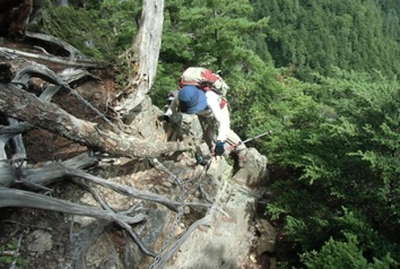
[251,0,400,79]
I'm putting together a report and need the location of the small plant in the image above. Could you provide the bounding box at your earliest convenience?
[0,240,28,268]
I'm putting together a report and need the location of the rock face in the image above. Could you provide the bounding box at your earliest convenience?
[167,180,257,268]
[234,147,268,188]
[166,147,268,268]
[27,230,53,255]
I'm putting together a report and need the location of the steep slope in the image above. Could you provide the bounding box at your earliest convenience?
[0,35,272,269]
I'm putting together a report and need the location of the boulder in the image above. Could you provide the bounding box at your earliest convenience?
[233,147,268,188]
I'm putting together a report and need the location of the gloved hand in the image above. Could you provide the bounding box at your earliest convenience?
[214,141,225,156]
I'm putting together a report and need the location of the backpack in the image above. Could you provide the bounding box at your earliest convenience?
[180,67,229,96]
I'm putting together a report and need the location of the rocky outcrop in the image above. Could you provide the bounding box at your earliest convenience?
[234,147,268,188]
[166,148,268,269]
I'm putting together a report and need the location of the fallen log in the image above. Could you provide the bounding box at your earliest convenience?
[0,83,188,158]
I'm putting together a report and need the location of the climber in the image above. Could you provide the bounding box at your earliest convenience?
[163,67,243,156]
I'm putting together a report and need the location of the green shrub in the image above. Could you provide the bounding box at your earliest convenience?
[37,0,140,61]
[301,234,397,269]
[261,69,400,266]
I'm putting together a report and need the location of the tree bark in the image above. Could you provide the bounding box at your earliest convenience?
[0,188,145,224]
[21,152,97,186]
[0,83,187,158]
[7,118,27,161]
[115,0,165,116]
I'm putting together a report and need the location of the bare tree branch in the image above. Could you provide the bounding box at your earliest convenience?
[79,181,157,258]
[12,63,115,128]
[0,187,145,224]
[25,31,93,61]
[21,152,97,186]
[0,47,105,68]
[65,167,182,212]
[0,160,14,187]
[0,123,31,138]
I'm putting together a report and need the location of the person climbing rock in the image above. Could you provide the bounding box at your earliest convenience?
[163,67,244,157]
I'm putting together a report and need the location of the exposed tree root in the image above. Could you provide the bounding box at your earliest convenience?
[0,46,105,68]
[0,188,145,224]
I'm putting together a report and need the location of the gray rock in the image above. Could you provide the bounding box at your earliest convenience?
[85,233,121,269]
[27,230,53,255]
[233,147,267,188]
[166,180,256,269]
[255,219,277,254]
[206,158,233,182]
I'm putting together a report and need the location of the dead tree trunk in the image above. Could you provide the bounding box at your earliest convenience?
[115,0,165,117]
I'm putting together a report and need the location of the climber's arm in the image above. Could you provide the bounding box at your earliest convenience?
[206,91,230,142]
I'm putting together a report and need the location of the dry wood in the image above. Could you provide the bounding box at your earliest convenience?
[0,138,7,160]
[115,0,164,115]
[0,160,14,187]
[12,61,63,85]
[116,217,157,257]
[0,47,105,68]
[80,182,157,258]
[11,62,115,127]
[7,118,26,161]
[0,187,145,224]
[22,152,97,186]
[0,83,188,158]
[65,167,182,212]
[0,123,31,138]
[25,32,92,61]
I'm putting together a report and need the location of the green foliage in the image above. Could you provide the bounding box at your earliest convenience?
[251,0,400,78]
[256,69,400,266]
[152,0,269,108]
[0,241,27,267]
[301,234,397,269]
[37,0,140,61]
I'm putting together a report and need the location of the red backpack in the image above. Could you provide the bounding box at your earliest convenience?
[179,67,229,96]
